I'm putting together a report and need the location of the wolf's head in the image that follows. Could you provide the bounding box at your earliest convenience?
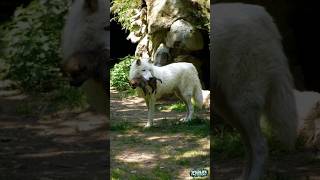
[128,58,154,88]
[61,0,109,87]
[61,49,108,87]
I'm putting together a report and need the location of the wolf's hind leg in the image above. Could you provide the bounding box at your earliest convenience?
[229,96,267,180]
[180,93,193,122]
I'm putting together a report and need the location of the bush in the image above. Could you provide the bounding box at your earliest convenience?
[111,0,141,31]
[110,56,134,91]
[0,0,70,92]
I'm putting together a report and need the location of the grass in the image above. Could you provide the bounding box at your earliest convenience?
[117,89,137,99]
[110,89,210,179]
[14,87,87,116]
[158,102,202,113]
[212,131,245,160]
[159,102,186,112]
[16,102,34,115]
[111,118,210,138]
[111,166,173,180]
[110,118,210,179]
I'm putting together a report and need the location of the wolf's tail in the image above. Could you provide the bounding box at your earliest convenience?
[264,73,298,149]
[193,77,203,108]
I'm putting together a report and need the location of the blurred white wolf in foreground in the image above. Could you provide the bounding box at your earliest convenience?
[212,3,297,179]
[129,58,203,127]
[61,0,109,114]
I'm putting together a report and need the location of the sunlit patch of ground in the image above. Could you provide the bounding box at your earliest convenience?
[110,88,210,179]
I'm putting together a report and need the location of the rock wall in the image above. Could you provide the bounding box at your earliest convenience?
[127,0,210,88]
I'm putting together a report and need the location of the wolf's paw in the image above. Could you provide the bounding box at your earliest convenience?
[179,117,191,123]
[144,122,153,128]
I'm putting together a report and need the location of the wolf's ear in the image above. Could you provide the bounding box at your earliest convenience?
[148,58,152,64]
[84,0,98,13]
[136,59,141,66]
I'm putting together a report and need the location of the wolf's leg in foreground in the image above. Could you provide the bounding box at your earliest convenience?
[223,90,267,179]
[145,95,156,127]
[212,3,297,179]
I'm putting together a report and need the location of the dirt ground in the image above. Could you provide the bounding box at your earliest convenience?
[0,79,109,179]
[213,150,320,180]
[2,78,319,179]
[110,89,210,179]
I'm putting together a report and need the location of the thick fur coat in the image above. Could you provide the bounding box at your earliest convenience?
[129,58,203,127]
[211,3,298,179]
[61,0,109,114]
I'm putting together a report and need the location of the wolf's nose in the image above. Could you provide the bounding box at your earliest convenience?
[129,80,138,89]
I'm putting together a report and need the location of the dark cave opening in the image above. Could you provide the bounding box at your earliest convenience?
[110,17,136,61]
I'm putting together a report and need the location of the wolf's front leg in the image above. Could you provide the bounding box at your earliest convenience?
[146,95,156,127]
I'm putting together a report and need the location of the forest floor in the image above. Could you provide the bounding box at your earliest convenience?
[1,60,320,179]
[0,62,108,179]
[110,88,210,179]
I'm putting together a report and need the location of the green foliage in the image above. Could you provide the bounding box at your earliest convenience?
[110,121,137,132]
[0,0,70,92]
[111,0,141,31]
[159,102,202,112]
[164,102,187,112]
[50,86,87,110]
[152,166,173,180]
[212,132,245,159]
[191,0,210,30]
[110,56,134,91]
[111,0,210,31]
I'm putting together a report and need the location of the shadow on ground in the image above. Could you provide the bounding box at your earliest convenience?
[110,89,210,179]
[0,80,109,179]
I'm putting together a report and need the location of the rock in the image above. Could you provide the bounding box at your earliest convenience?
[145,0,209,63]
[153,43,170,66]
[165,19,204,51]
[174,55,203,73]
[135,35,150,59]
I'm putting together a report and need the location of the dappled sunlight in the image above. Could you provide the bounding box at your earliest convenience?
[116,108,147,112]
[197,137,210,150]
[176,150,209,159]
[146,134,189,142]
[33,111,107,138]
[115,151,157,164]
[111,128,210,179]
[111,88,210,179]
[19,149,105,158]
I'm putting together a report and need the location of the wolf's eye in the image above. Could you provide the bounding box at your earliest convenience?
[142,69,146,72]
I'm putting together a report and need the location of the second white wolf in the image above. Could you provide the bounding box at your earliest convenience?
[212,3,297,179]
[129,58,203,127]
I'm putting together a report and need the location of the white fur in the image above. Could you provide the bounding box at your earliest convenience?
[294,90,320,148]
[212,3,297,179]
[62,0,109,61]
[61,0,109,114]
[129,58,203,127]
[202,90,210,109]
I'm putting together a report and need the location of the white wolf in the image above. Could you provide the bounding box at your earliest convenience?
[212,3,298,179]
[129,58,203,127]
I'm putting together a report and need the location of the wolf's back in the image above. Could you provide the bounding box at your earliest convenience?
[212,3,297,148]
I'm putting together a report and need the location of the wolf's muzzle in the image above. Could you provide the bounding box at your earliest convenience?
[129,79,139,89]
